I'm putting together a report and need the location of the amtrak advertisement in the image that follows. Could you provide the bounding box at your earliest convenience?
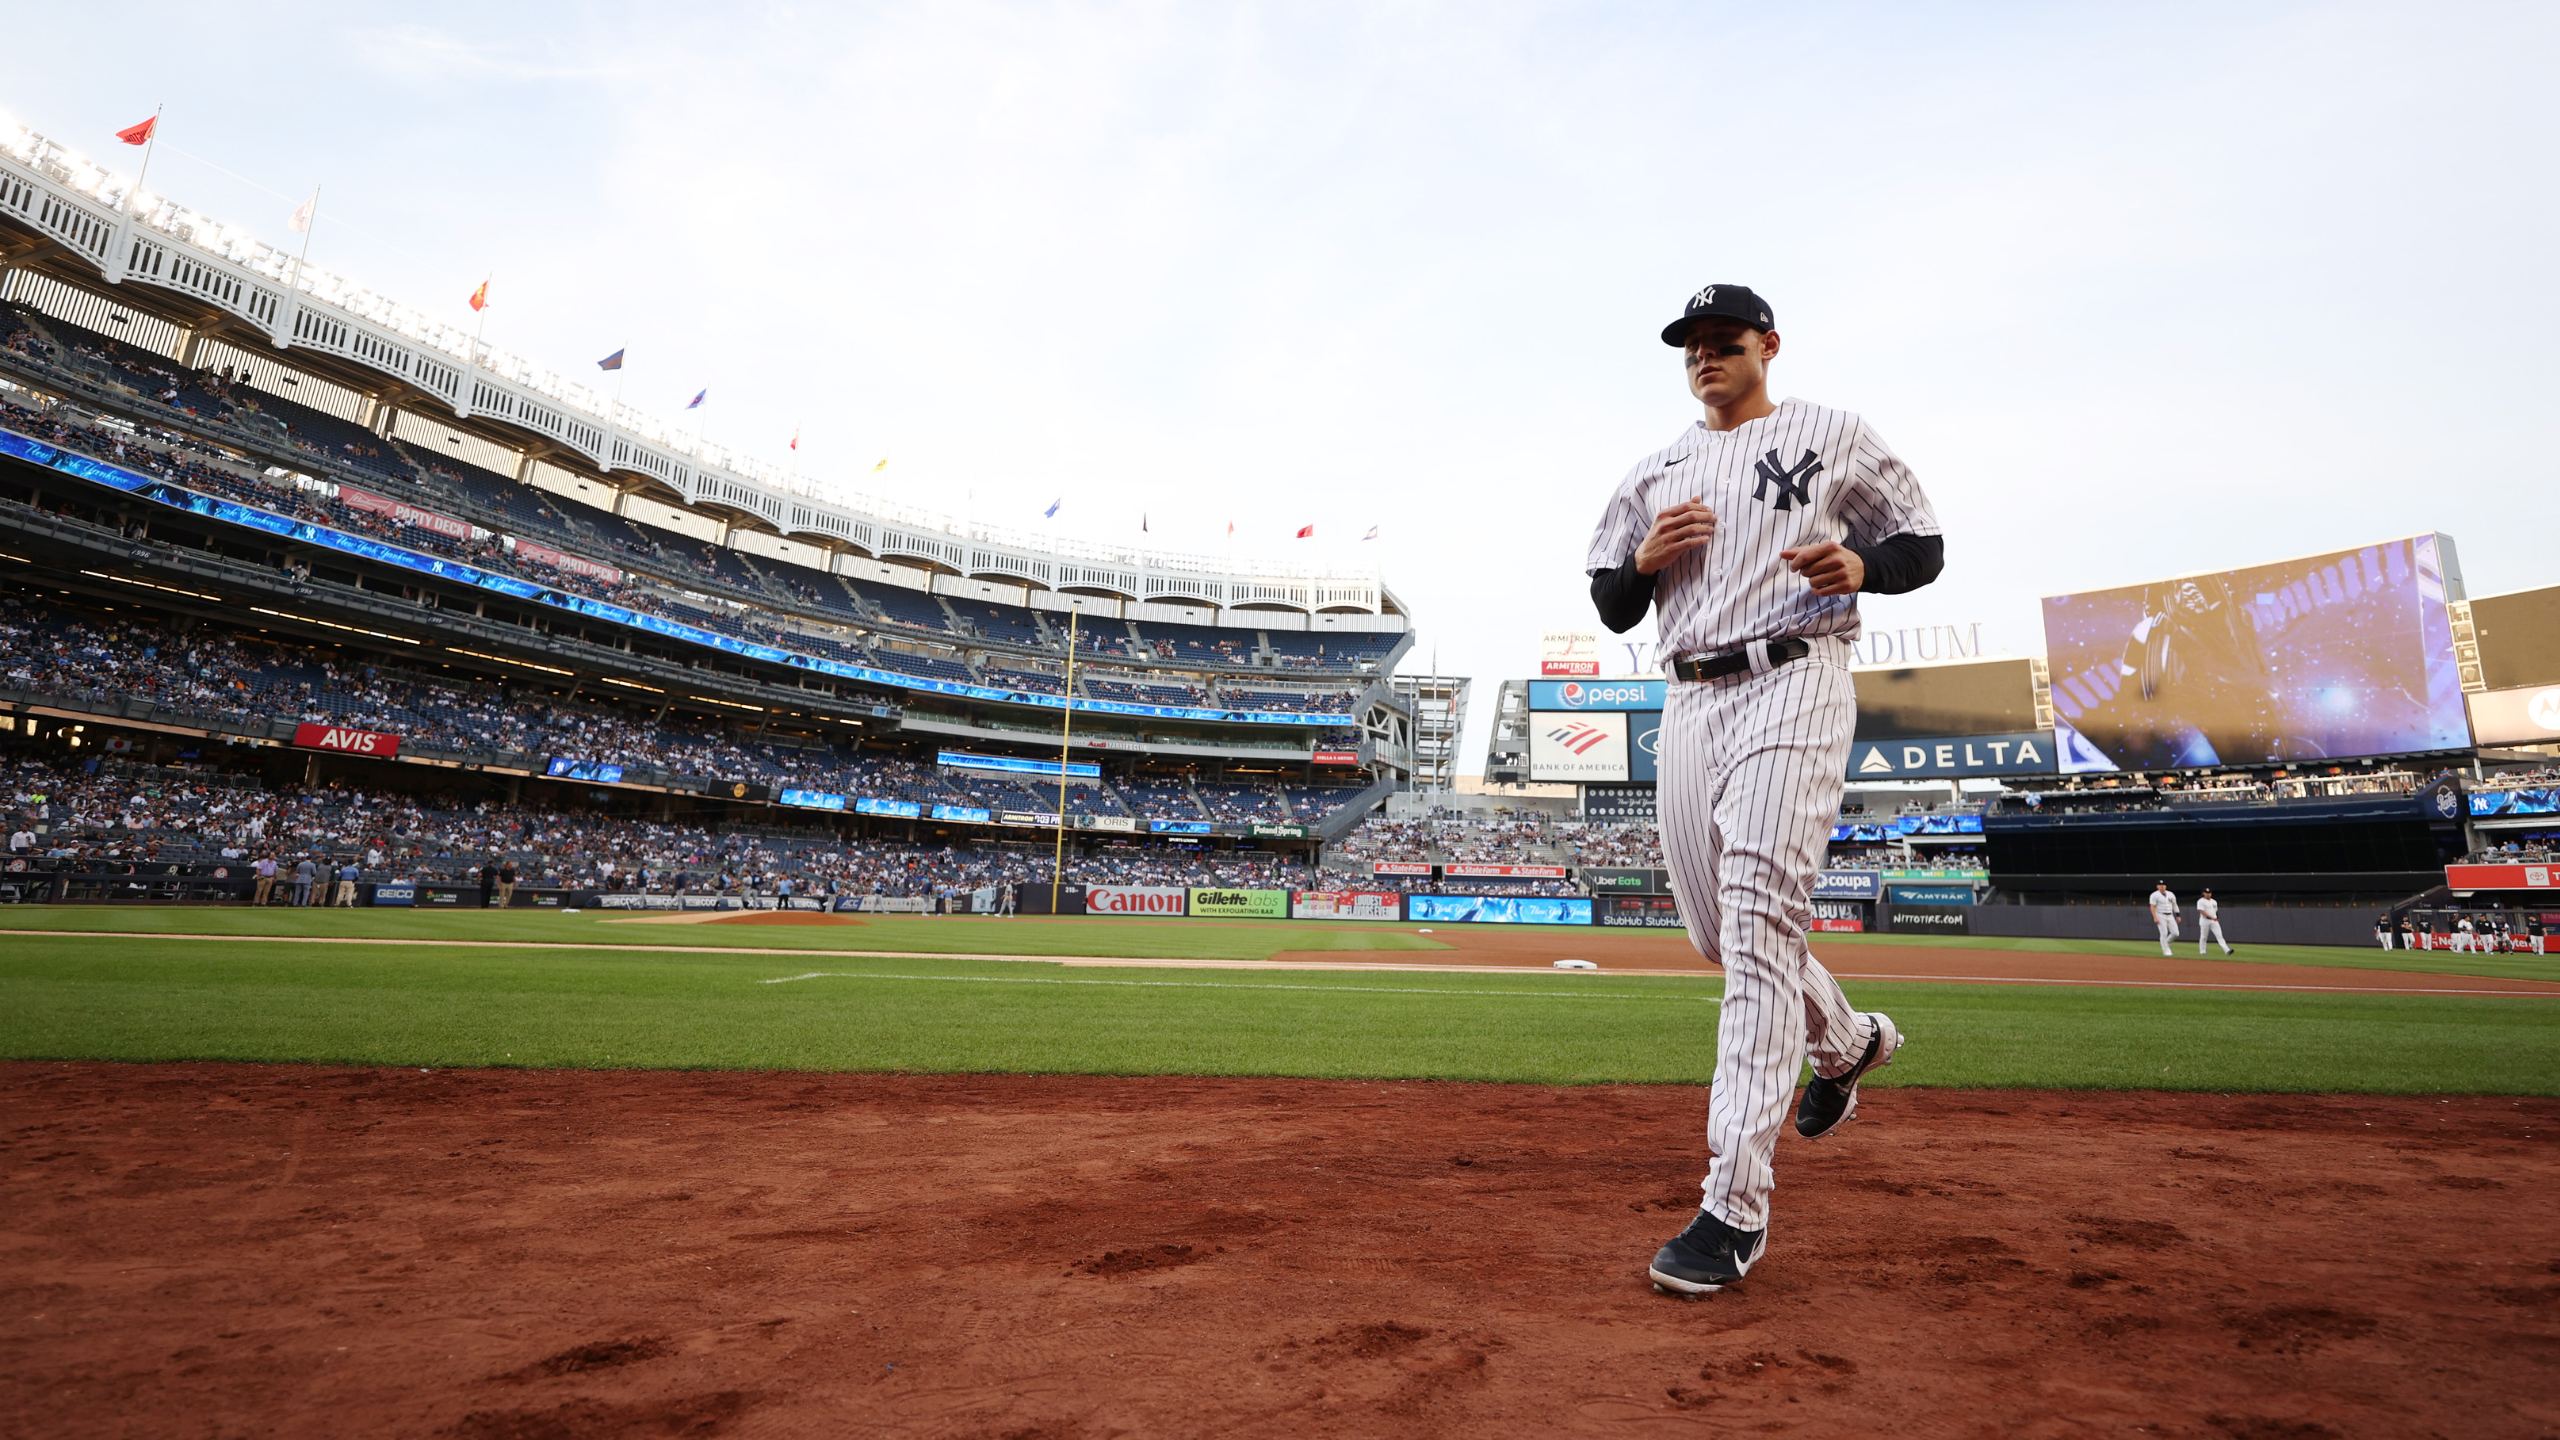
[2041,535,2472,772]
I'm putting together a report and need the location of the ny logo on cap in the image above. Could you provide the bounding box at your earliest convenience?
[1691,286,1716,308]
[1752,448,1822,511]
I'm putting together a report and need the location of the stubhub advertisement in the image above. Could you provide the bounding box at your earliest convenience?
[1531,680,1666,711]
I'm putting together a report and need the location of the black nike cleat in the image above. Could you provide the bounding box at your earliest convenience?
[1649,1208,1767,1295]
[1795,1012,1905,1140]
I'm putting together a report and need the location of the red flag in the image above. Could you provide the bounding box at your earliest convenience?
[467,281,489,312]
[115,117,157,146]
[789,427,800,452]
[1295,525,1314,538]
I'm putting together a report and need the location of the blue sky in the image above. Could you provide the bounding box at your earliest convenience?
[8,2,2555,765]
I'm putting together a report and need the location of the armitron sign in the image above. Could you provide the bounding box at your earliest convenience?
[290,722,402,758]
[1083,885,1189,915]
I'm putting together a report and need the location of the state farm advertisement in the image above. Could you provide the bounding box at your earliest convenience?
[511,537,624,585]
[1291,891,1402,921]
[1442,864,1568,879]
[1371,862,1432,876]
[1083,885,1189,916]
[290,722,403,758]
[338,485,482,541]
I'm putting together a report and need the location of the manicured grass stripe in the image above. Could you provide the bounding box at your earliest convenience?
[1,934,2552,1094]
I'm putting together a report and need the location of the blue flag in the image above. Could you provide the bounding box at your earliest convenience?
[596,349,625,372]
[1044,498,1061,518]
[686,389,706,410]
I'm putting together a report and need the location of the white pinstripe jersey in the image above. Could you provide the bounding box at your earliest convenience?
[1583,399,1941,658]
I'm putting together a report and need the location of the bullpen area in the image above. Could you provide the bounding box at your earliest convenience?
[4,910,2555,1439]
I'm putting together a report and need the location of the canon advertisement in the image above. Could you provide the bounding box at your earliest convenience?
[289,722,402,759]
[1084,886,1189,916]
[2042,534,2472,772]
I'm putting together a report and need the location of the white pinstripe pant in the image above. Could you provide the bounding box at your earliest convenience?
[1661,640,1870,1232]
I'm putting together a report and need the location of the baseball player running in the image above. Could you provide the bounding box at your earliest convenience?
[2149,882,2181,955]
[1586,283,1944,1296]
[2196,887,2230,954]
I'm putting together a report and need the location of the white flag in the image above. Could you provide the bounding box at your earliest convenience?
[288,193,317,235]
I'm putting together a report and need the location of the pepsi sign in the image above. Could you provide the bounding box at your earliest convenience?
[1530,680,1666,711]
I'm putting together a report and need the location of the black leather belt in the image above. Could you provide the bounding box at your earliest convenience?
[1672,637,1812,683]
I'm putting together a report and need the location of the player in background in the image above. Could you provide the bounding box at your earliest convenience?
[2149,881,2181,956]
[2196,888,2230,955]
[1586,282,1944,1297]
[2454,913,2476,952]
[2529,913,2546,955]
[2375,914,2394,950]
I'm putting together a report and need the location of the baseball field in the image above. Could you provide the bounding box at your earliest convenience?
[4,909,2556,1438]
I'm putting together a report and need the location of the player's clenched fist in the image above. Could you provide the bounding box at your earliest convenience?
[1780,541,1865,597]
[1634,501,1717,575]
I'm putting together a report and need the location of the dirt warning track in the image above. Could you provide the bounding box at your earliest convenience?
[3,1062,2552,1438]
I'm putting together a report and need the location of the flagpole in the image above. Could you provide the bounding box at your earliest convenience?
[1051,606,1080,913]
[129,105,163,206]
[106,105,163,286]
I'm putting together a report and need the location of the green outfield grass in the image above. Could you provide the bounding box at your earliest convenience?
[1812,930,2560,985]
[0,906,2551,981]
[0,907,1444,958]
[0,926,2552,1094]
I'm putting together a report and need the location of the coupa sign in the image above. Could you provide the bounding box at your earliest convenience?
[1084,885,1188,916]
[1812,870,1881,901]
[1847,731,2052,779]
[290,722,403,759]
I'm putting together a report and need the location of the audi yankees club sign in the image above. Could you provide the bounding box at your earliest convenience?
[289,722,402,759]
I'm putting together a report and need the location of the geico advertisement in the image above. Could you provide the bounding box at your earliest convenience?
[1084,886,1188,916]
[1529,710,1629,782]
[1188,888,1288,918]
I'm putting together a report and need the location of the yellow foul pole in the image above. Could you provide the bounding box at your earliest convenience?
[1051,606,1079,911]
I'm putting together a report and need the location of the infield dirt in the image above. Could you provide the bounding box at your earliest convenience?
[4,1062,2554,1437]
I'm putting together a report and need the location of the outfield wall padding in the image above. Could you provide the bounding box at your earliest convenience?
[1954,904,2384,948]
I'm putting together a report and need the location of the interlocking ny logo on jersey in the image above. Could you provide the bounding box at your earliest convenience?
[1752,448,1822,511]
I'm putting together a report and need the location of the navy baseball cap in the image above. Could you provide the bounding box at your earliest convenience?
[1661,284,1775,346]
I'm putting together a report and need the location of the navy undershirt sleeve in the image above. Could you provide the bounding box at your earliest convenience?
[1846,533,1943,596]
[1588,555,1657,633]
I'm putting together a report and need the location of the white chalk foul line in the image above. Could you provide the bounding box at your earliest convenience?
[759,971,1719,1001]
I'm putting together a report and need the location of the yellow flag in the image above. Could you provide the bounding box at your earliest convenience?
[873,457,888,472]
